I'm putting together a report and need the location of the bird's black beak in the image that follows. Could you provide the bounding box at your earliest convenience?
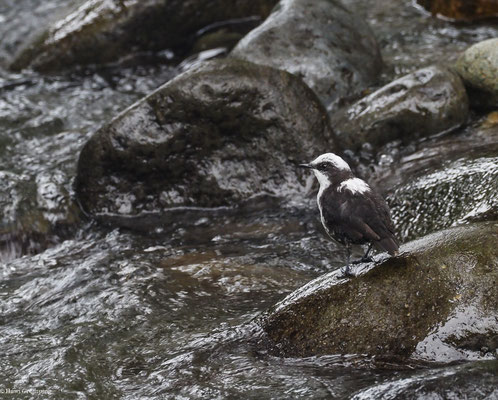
[299,163,313,169]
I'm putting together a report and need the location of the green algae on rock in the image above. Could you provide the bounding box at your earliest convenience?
[230,0,382,113]
[258,222,498,361]
[10,0,279,72]
[455,38,498,109]
[75,59,335,218]
[331,65,469,151]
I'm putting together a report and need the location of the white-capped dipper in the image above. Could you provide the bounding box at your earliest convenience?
[300,153,399,276]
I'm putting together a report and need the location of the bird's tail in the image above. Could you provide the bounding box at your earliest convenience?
[378,236,400,256]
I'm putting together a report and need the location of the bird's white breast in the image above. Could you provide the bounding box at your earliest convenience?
[338,178,371,195]
[313,170,332,235]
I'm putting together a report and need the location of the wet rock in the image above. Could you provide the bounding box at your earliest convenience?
[191,16,264,54]
[352,360,498,400]
[455,38,498,109]
[10,0,278,72]
[230,0,382,113]
[0,170,80,262]
[366,120,498,242]
[0,131,84,261]
[259,222,498,361]
[388,154,498,241]
[75,59,335,218]
[369,115,498,195]
[417,0,498,21]
[331,65,469,151]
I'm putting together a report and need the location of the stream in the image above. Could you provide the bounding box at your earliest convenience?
[1,0,497,398]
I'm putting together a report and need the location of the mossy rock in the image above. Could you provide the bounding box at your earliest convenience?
[259,222,498,362]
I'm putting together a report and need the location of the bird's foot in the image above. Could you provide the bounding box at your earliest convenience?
[338,264,355,278]
[351,256,373,265]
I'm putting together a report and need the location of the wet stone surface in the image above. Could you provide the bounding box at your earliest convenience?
[351,360,498,400]
[75,59,335,218]
[331,65,469,151]
[9,0,279,72]
[258,222,498,361]
[389,155,498,241]
[231,0,382,113]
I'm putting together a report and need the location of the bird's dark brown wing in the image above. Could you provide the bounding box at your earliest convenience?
[323,187,399,255]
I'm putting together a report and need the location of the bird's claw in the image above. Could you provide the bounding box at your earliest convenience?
[338,264,355,278]
[351,256,373,265]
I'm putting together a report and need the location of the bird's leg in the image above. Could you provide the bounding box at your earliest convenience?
[352,243,374,264]
[340,243,354,277]
[362,243,374,262]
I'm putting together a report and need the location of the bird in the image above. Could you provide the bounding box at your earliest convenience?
[299,153,399,276]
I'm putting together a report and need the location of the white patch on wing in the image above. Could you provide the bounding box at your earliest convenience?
[313,170,332,236]
[311,153,350,171]
[338,178,371,195]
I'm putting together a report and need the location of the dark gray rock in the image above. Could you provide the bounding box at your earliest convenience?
[258,222,498,362]
[331,65,469,150]
[10,0,278,72]
[455,38,498,109]
[75,59,336,217]
[230,0,382,113]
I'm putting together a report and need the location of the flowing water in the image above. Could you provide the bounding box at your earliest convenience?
[1,0,498,398]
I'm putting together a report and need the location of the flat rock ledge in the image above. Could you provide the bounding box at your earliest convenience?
[258,222,498,363]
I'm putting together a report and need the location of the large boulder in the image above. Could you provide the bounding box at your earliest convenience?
[258,222,498,362]
[455,38,498,109]
[75,59,335,217]
[10,0,278,72]
[230,0,382,113]
[331,65,469,151]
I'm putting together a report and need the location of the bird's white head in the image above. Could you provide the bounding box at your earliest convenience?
[299,153,352,189]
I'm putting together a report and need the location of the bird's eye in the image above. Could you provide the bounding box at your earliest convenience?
[319,163,327,170]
